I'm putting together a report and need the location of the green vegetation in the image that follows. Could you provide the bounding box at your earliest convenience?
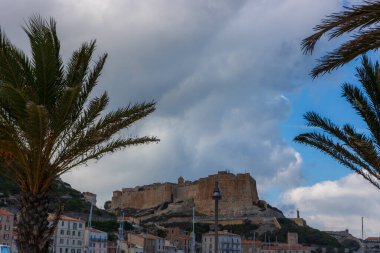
[221,220,259,239]
[0,175,18,196]
[165,222,210,242]
[157,228,168,238]
[274,218,341,247]
[0,15,157,252]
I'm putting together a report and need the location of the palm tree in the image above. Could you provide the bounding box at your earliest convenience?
[294,55,380,190]
[302,1,380,77]
[0,16,158,253]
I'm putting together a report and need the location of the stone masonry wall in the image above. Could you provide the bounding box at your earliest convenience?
[111,171,259,216]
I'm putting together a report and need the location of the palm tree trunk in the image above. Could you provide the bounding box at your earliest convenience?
[16,191,61,253]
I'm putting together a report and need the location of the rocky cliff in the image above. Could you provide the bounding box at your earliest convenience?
[111,171,260,217]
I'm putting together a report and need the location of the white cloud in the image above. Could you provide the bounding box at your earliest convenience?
[281,173,380,238]
[0,0,344,207]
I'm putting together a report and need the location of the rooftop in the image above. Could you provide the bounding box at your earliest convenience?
[0,209,13,216]
[48,214,84,222]
[204,231,241,237]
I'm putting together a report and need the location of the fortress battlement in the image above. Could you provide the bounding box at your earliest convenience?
[111,171,259,216]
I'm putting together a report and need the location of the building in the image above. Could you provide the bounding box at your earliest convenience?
[83,192,97,206]
[166,227,191,253]
[260,233,310,253]
[50,214,86,253]
[364,237,380,253]
[107,241,117,253]
[202,231,242,253]
[112,172,259,217]
[242,240,261,253]
[117,241,144,253]
[260,245,311,253]
[0,209,14,246]
[84,227,107,253]
[128,233,165,253]
[164,240,177,253]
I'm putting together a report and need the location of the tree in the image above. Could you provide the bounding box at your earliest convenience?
[302,1,380,77]
[294,55,380,190]
[0,16,158,253]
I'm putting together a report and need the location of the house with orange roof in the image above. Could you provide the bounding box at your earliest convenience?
[166,227,191,253]
[0,209,14,246]
[84,227,107,253]
[260,233,310,253]
[241,240,261,253]
[364,237,380,253]
[128,233,165,253]
[49,214,86,253]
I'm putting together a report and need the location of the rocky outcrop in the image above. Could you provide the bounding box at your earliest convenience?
[111,171,260,217]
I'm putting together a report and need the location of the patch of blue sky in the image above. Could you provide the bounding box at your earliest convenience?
[281,52,379,186]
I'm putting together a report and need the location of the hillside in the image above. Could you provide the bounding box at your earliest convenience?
[0,175,114,220]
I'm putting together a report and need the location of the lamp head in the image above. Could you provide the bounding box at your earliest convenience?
[212,181,222,200]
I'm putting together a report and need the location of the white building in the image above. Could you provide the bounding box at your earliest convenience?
[364,237,380,253]
[82,192,97,206]
[50,215,86,253]
[202,231,242,253]
[84,227,107,253]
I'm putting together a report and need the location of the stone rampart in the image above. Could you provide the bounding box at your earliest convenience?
[111,171,259,216]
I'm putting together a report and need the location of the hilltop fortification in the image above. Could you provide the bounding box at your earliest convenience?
[111,171,259,216]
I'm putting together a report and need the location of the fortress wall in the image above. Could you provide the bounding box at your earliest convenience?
[174,184,197,202]
[194,172,259,216]
[120,183,173,209]
[111,172,260,215]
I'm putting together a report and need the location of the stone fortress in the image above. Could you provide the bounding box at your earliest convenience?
[111,171,261,217]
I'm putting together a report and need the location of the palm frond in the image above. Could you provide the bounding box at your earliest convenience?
[23,15,64,109]
[302,1,380,54]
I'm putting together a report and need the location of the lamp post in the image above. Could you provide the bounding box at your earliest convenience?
[212,181,222,253]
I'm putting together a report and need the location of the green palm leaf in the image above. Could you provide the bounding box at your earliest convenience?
[295,55,380,190]
[0,15,159,253]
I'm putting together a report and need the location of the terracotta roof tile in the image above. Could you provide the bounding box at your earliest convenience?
[0,209,13,216]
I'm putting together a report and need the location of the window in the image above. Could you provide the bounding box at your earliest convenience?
[60,239,64,244]
[78,232,81,236]
[71,249,75,253]
[77,250,81,253]
[73,223,77,230]
[73,240,75,245]
[62,221,65,226]
[60,248,62,253]
[65,249,68,253]
[5,216,9,222]
[78,240,82,246]
[72,231,76,236]
[61,230,64,235]
[3,234,9,240]
[79,223,82,228]
[67,230,70,235]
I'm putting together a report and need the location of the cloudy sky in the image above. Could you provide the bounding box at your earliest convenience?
[1,0,378,238]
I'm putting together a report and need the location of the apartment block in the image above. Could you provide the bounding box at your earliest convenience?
[84,227,108,253]
[50,215,86,253]
[128,233,165,253]
[202,231,242,253]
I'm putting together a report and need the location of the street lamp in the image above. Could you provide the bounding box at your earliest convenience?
[212,181,222,253]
